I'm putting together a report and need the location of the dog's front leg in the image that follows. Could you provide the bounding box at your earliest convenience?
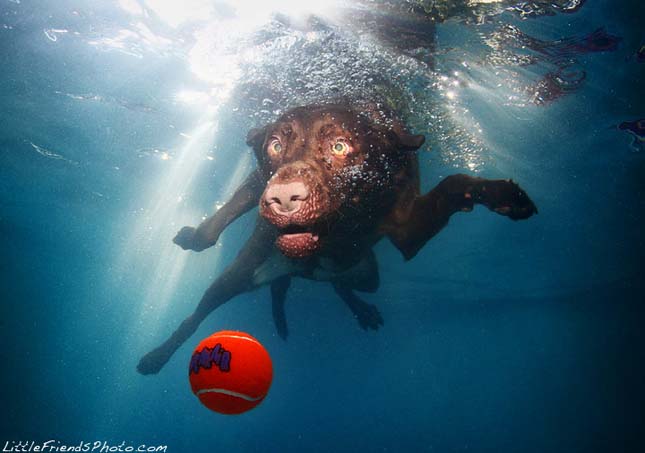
[173,169,265,252]
[388,174,537,260]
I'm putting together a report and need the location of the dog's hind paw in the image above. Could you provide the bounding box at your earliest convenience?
[353,301,384,331]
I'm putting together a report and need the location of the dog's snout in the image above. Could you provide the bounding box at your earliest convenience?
[264,181,309,215]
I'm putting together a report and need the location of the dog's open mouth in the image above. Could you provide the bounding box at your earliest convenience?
[275,224,322,258]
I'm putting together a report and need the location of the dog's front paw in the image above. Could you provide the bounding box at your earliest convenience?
[173,226,198,250]
[173,226,214,251]
[485,180,538,220]
[137,348,169,375]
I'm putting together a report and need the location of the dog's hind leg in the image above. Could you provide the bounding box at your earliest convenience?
[270,276,291,340]
[333,284,384,331]
[137,217,276,375]
[327,249,382,330]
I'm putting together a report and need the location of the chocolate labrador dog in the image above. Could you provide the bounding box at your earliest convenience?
[137,103,536,374]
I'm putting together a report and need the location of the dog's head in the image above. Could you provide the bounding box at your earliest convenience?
[247,104,425,258]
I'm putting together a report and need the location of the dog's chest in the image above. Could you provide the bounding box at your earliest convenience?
[251,249,360,286]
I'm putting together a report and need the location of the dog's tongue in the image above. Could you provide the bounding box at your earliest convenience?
[275,232,320,258]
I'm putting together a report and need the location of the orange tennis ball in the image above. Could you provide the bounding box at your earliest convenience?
[188,330,273,415]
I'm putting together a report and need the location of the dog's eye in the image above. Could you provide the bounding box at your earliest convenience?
[268,138,282,155]
[331,139,350,157]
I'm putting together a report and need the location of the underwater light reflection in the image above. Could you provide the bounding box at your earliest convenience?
[436,56,552,171]
[115,116,217,328]
[123,0,341,28]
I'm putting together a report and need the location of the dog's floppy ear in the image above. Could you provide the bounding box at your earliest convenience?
[246,126,267,151]
[246,126,271,169]
[396,132,425,151]
[386,129,426,152]
[360,103,425,152]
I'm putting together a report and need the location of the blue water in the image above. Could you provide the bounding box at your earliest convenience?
[1,1,644,452]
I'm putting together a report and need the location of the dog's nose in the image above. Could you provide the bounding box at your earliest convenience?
[264,181,309,215]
